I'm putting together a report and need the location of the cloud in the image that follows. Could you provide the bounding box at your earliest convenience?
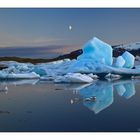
[0,32,81,58]
[0,45,81,58]
[0,32,64,47]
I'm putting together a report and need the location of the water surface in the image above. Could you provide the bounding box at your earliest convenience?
[0,79,139,132]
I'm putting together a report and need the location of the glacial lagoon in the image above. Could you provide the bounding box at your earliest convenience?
[0,79,139,132]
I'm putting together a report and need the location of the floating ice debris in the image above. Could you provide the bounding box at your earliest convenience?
[0,79,39,86]
[87,73,98,79]
[0,71,40,79]
[54,73,94,83]
[105,73,122,80]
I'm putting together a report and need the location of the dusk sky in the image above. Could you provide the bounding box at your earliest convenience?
[0,8,140,58]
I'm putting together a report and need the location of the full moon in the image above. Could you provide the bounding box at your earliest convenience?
[69,25,72,31]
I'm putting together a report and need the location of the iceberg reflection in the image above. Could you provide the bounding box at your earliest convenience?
[115,82,135,99]
[0,79,39,94]
[70,80,138,114]
[79,81,113,114]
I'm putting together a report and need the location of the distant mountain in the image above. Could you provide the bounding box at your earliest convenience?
[113,42,140,57]
[0,49,83,64]
[114,42,140,50]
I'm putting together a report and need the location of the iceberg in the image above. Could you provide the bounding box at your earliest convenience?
[66,37,140,80]
[122,51,135,68]
[77,37,113,65]
[114,56,125,68]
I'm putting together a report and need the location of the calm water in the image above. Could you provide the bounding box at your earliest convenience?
[0,79,139,132]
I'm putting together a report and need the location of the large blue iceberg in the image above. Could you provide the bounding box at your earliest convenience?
[78,37,113,65]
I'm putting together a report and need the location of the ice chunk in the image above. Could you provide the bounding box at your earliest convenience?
[54,73,94,83]
[105,73,122,80]
[78,37,113,65]
[114,56,125,68]
[87,73,98,79]
[0,71,40,79]
[32,67,47,76]
[122,51,135,68]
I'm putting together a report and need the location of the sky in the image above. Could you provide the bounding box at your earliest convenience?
[0,8,140,58]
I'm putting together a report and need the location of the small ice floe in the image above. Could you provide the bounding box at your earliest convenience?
[40,76,54,81]
[0,72,40,79]
[105,73,122,81]
[87,73,98,79]
[54,73,94,83]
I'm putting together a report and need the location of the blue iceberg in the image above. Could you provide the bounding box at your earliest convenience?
[114,56,125,68]
[122,51,135,68]
[78,37,113,65]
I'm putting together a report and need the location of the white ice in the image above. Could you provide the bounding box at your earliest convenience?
[54,73,94,83]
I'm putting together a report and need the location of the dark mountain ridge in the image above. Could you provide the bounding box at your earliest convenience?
[0,44,140,64]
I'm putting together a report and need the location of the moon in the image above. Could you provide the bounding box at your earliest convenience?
[69,25,72,31]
